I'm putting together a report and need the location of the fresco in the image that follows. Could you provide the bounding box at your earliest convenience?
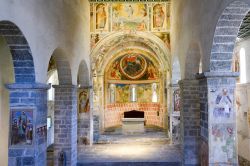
[112,3,149,31]
[154,32,170,50]
[173,89,180,112]
[90,2,171,51]
[10,109,33,146]
[107,53,159,80]
[137,84,153,103]
[95,3,109,32]
[115,84,129,103]
[78,89,90,113]
[210,123,236,164]
[210,88,234,121]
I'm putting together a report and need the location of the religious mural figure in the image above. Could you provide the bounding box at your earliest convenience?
[11,110,33,145]
[213,89,232,118]
[96,3,107,29]
[153,4,165,28]
[126,5,134,18]
[79,90,90,113]
[174,89,181,112]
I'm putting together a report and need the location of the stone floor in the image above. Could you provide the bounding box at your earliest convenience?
[77,126,182,166]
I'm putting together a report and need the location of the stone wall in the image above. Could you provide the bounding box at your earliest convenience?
[7,83,49,166]
[53,85,77,166]
[179,79,200,165]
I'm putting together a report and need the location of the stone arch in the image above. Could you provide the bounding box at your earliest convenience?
[90,32,171,133]
[210,1,250,72]
[0,21,35,83]
[185,42,202,79]
[91,32,171,74]
[49,48,72,85]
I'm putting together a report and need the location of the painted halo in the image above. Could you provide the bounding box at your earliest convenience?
[119,53,147,80]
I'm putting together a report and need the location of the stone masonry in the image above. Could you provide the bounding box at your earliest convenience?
[197,72,238,165]
[7,83,49,166]
[179,79,200,165]
[53,85,77,166]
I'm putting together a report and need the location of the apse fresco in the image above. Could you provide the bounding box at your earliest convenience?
[107,53,159,80]
[137,84,152,103]
[115,84,129,103]
[109,83,159,103]
[90,2,171,50]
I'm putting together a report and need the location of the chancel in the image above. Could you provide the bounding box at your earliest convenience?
[0,0,250,166]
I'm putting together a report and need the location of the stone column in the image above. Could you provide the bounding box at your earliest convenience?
[53,85,77,166]
[198,72,238,166]
[7,83,49,166]
[179,79,200,165]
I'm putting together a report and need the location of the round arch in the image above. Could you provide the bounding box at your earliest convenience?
[209,1,250,72]
[0,20,36,83]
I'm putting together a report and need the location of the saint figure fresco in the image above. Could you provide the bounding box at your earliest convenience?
[11,110,33,145]
[96,4,107,29]
[153,4,165,28]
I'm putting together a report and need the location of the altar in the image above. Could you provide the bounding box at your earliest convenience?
[122,110,145,134]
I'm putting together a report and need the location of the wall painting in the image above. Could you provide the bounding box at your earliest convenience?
[115,84,130,103]
[78,89,90,113]
[10,109,33,146]
[173,89,180,112]
[95,3,109,32]
[210,123,236,164]
[112,3,149,31]
[210,88,234,122]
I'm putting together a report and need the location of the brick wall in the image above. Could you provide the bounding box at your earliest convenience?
[105,103,165,128]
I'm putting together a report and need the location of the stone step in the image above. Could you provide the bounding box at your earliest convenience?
[77,162,181,166]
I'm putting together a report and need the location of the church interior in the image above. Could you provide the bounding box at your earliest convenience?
[0,0,250,165]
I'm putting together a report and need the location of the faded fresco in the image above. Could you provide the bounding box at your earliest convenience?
[115,84,130,103]
[112,3,148,31]
[210,123,236,164]
[109,83,159,103]
[78,89,90,113]
[11,109,33,146]
[95,3,109,32]
[173,89,180,112]
[90,2,171,50]
[107,53,159,80]
[210,88,234,121]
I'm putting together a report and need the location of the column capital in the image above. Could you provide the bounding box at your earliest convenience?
[178,79,199,85]
[196,72,239,79]
[52,84,77,89]
[6,82,50,90]
[78,85,93,89]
